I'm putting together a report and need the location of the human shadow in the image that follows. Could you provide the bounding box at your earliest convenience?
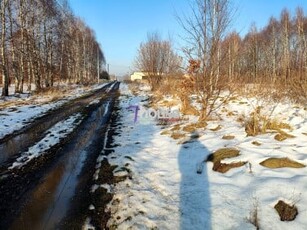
[178,133,211,229]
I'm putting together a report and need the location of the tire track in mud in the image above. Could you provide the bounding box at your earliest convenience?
[0,82,120,229]
[60,97,123,229]
[0,81,117,166]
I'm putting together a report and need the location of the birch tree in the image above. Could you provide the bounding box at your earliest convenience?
[1,0,9,96]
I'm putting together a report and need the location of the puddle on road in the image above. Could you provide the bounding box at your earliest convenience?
[0,106,76,164]
[9,98,113,230]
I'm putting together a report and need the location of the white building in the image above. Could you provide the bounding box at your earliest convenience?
[130,72,149,81]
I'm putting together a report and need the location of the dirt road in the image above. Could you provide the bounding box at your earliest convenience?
[0,81,121,229]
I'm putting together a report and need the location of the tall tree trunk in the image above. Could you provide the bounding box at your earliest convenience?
[1,0,9,96]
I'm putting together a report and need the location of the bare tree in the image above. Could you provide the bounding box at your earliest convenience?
[178,0,234,119]
[135,32,181,90]
[280,9,291,82]
[295,7,307,82]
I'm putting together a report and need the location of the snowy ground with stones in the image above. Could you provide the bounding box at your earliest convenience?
[105,83,307,230]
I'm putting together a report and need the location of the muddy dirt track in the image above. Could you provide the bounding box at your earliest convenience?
[0,81,121,229]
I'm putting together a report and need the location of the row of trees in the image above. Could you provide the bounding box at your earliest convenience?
[221,7,307,85]
[135,0,306,114]
[1,0,106,96]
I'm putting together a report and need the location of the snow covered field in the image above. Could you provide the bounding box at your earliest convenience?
[106,83,307,229]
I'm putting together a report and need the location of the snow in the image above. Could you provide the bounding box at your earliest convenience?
[9,113,83,169]
[105,83,307,229]
[0,100,65,139]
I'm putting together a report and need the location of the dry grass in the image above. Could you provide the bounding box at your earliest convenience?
[226,111,235,116]
[210,125,222,131]
[180,102,199,116]
[274,131,295,141]
[182,122,207,133]
[171,124,181,131]
[260,157,305,168]
[159,99,181,107]
[0,86,68,109]
[245,107,293,137]
[33,86,68,102]
[207,148,240,162]
[182,124,197,133]
[247,198,260,230]
[236,114,245,124]
[222,135,235,140]
[206,148,246,173]
[160,130,171,136]
[170,132,186,140]
[252,141,262,146]
[212,161,246,173]
[195,121,208,128]
[0,100,23,109]
[153,77,200,116]
[229,96,238,101]
[266,119,292,130]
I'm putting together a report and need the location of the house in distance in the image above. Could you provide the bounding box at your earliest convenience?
[130,72,149,81]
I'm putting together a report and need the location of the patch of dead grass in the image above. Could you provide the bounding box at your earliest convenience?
[210,125,222,131]
[183,122,205,132]
[182,124,197,133]
[170,132,186,140]
[260,157,305,168]
[160,130,171,136]
[252,141,262,146]
[181,104,199,116]
[236,114,245,123]
[274,131,295,141]
[212,161,246,173]
[171,124,181,131]
[266,119,292,131]
[244,107,293,137]
[206,148,247,173]
[222,135,235,140]
[160,99,180,107]
[226,111,235,116]
[195,121,207,128]
[207,148,240,162]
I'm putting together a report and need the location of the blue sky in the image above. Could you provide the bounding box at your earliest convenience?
[69,0,307,76]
